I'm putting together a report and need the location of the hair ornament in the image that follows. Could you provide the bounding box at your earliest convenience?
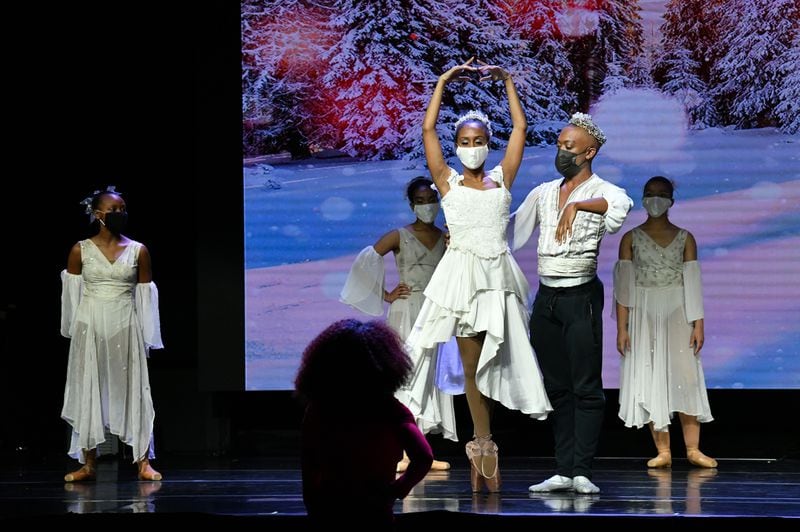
[569,112,606,146]
[455,110,492,137]
[80,185,121,222]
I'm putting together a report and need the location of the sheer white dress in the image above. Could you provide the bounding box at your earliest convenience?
[614,228,713,432]
[60,239,163,463]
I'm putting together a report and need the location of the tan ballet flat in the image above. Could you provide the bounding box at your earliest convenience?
[647,452,672,468]
[137,459,163,481]
[64,465,96,482]
[686,448,717,468]
[430,459,450,471]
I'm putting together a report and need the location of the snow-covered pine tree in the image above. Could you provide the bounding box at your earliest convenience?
[627,47,654,88]
[657,0,724,87]
[654,0,724,128]
[601,54,630,96]
[319,0,433,160]
[656,45,717,128]
[712,0,799,129]
[776,31,800,134]
[504,0,573,143]
[407,0,559,160]
[563,0,644,109]
[241,0,337,158]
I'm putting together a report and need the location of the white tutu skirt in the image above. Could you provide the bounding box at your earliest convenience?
[403,248,552,441]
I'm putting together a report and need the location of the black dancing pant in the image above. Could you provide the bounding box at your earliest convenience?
[530,277,605,479]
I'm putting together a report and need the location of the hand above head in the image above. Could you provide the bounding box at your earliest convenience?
[477,60,509,82]
[440,57,477,83]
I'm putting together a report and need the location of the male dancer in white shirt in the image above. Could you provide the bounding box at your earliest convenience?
[513,113,633,494]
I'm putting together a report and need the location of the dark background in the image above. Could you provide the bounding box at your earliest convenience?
[1,2,797,469]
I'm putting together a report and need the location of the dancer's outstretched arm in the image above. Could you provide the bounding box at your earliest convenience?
[422,57,477,196]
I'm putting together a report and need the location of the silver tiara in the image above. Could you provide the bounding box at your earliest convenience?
[569,112,606,146]
[454,110,492,137]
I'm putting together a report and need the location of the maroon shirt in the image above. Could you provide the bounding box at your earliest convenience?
[301,396,433,527]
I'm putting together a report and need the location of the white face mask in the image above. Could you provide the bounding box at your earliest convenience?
[456,145,489,170]
[414,203,440,224]
[642,196,672,218]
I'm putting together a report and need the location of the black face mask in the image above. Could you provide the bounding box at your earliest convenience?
[555,148,589,179]
[100,212,128,234]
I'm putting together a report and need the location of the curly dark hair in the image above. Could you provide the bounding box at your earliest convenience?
[294,319,413,402]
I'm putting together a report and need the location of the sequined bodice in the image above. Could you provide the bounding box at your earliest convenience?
[632,228,686,288]
[80,239,140,299]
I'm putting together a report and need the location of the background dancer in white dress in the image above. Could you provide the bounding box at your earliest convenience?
[340,177,456,472]
[614,176,716,469]
[60,187,164,482]
[409,57,552,493]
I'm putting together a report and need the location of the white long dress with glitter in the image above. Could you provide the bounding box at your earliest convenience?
[60,239,163,463]
[341,227,462,440]
[404,167,552,438]
[615,228,712,431]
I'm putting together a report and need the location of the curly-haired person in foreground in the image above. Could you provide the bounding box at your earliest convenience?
[295,319,433,529]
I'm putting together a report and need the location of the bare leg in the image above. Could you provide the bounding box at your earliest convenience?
[458,334,499,491]
[64,448,97,482]
[457,334,491,437]
[680,413,717,468]
[647,423,672,468]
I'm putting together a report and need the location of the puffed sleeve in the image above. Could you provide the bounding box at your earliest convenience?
[600,183,633,234]
[339,246,385,316]
[135,282,164,351]
[512,184,543,251]
[60,270,83,338]
[683,260,704,323]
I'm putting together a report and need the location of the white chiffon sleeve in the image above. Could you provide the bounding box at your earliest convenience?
[135,282,164,351]
[600,182,634,234]
[612,260,635,319]
[339,246,385,316]
[511,184,543,251]
[683,260,704,323]
[60,270,83,338]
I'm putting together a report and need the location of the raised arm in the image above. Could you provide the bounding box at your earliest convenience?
[478,61,526,189]
[423,58,476,195]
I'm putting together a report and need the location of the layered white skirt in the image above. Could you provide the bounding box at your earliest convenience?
[404,247,552,441]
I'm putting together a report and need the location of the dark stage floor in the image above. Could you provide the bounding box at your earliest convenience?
[1,457,798,529]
